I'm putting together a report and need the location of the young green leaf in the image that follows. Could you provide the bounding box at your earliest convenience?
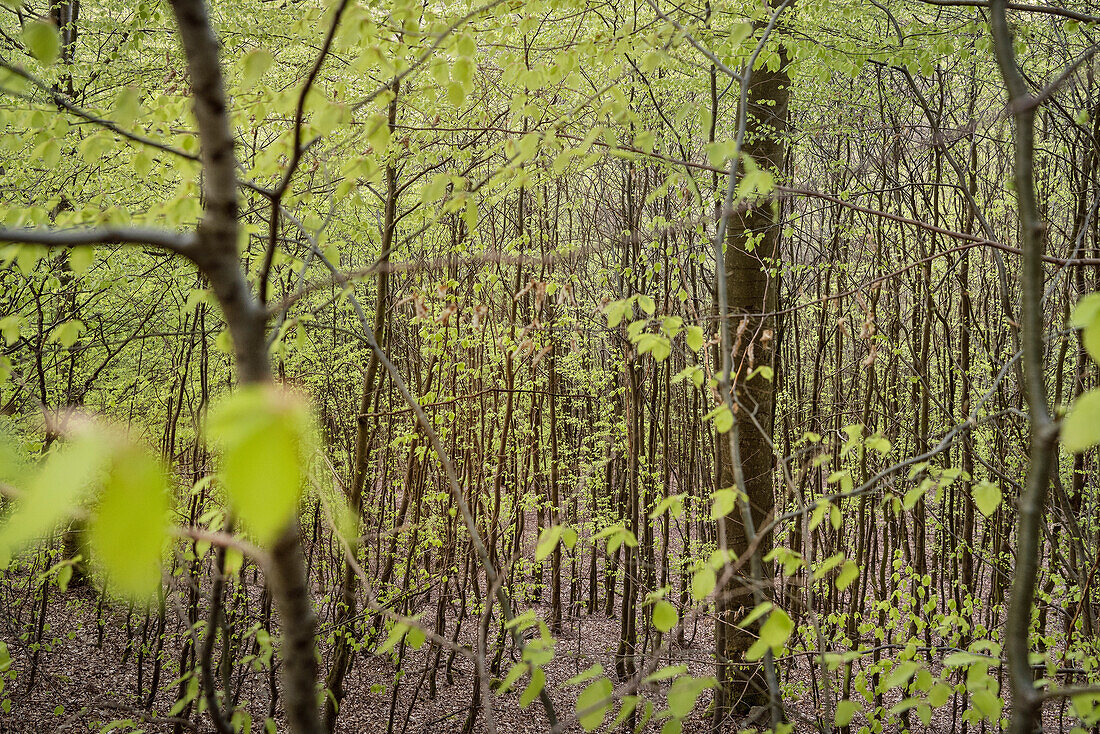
[50,320,85,348]
[206,386,313,545]
[971,480,1002,517]
[535,525,563,562]
[835,699,858,726]
[24,20,60,65]
[0,433,105,563]
[520,667,545,708]
[406,625,426,649]
[565,664,603,686]
[666,675,715,718]
[691,567,716,601]
[836,561,859,590]
[886,660,920,689]
[1063,389,1100,453]
[685,325,705,352]
[709,405,733,434]
[576,676,613,731]
[375,622,409,655]
[746,608,793,661]
[497,662,528,694]
[240,49,274,91]
[710,488,737,519]
[739,601,774,628]
[643,665,687,684]
[0,316,20,347]
[89,444,169,599]
[652,600,677,633]
[69,247,94,276]
[610,696,640,730]
[649,493,685,519]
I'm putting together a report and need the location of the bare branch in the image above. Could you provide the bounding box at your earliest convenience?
[0,226,197,255]
[918,0,1100,24]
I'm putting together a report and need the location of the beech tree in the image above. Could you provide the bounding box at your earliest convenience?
[1,0,1100,733]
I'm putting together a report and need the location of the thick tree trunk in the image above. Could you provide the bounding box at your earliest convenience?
[714,12,792,722]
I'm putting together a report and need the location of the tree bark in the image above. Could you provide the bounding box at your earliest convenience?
[714,4,792,721]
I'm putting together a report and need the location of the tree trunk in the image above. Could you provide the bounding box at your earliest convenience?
[714,6,792,721]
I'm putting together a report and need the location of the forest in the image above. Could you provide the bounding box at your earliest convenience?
[1,0,1100,732]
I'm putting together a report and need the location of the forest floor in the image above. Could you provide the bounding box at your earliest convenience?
[0,576,734,734]
[0,577,1081,734]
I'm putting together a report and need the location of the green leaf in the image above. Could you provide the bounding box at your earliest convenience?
[886,660,920,689]
[685,326,705,352]
[835,699,858,726]
[0,433,106,562]
[241,49,274,91]
[691,567,716,601]
[445,81,465,106]
[520,667,545,708]
[709,488,737,519]
[69,247,94,276]
[637,294,656,315]
[56,563,72,592]
[1070,293,1100,328]
[421,174,450,204]
[0,316,20,346]
[746,608,793,661]
[452,57,474,86]
[89,444,169,599]
[866,434,892,454]
[652,600,677,633]
[944,651,992,667]
[1064,389,1100,453]
[971,480,1002,517]
[24,20,60,65]
[928,682,951,707]
[739,601,773,628]
[114,87,140,126]
[636,333,671,362]
[972,688,1003,720]
[643,665,687,684]
[1085,320,1100,365]
[50,320,85,348]
[1074,294,1100,364]
[711,405,733,434]
[666,675,715,718]
[605,299,630,328]
[456,33,476,57]
[535,525,563,562]
[836,561,859,590]
[649,493,685,519]
[576,676,613,731]
[611,696,640,730]
[890,697,921,715]
[206,386,313,545]
[812,553,845,581]
[224,548,243,576]
[606,526,637,554]
[1072,692,1100,726]
[747,365,774,382]
[809,501,829,531]
[406,626,425,649]
[566,664,604,686]
[497,662,528,694]
[375,622,409,655]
